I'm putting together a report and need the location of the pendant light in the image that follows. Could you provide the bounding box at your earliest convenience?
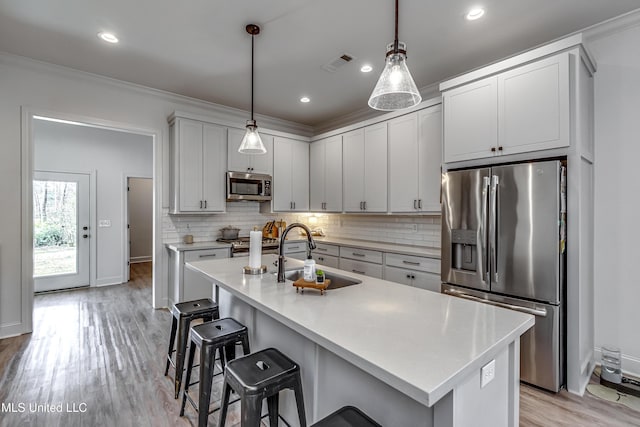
[238,24,267,154]
[368,0,422,111]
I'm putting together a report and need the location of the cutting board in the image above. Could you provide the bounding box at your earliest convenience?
[292,278,331,295]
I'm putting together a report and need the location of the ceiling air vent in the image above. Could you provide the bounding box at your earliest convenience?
[322,53,356,73]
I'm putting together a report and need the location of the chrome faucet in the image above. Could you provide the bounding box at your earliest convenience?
[277,223,317,283]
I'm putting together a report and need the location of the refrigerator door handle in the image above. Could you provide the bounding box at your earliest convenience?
[443,288,548,317]
[481,176,490,282]
[490,174,499,284]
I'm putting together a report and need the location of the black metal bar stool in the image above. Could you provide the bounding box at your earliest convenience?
[312,406,382,427]
[165,298,220,399]
[181,318,251,427]
[218,347,307,427]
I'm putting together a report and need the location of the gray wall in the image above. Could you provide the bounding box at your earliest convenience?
[128,178,153,262]
[34,119,153,285]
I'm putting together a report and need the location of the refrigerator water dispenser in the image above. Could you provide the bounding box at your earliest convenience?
[451,229,477,271]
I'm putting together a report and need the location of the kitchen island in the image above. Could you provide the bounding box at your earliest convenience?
[186,255,534,427]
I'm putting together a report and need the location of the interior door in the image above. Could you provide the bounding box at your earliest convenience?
[33,171,90,292]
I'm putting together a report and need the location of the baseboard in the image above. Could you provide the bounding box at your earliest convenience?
[95,276,123,287]
[595,347,640,378]
[130,256,152,264]
[0,321,26,339]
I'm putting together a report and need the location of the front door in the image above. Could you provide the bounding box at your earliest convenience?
[33,171,90,292]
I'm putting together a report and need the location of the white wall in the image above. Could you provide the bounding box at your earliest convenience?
[128,177,153,262]
[0,52,311,338]
[589,24,640,376]
[34,120,153,284]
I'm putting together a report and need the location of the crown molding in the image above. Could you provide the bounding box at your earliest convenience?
[0,51,314,137]
[582,8,640,43]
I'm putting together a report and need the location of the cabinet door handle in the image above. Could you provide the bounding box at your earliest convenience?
[406,274,411,279]
[402,260,420,266]
[418,199,422,209]
[200,200,203,209]
[318,257,324,261]
[293,201,296,210]
[204,200,207,209]
[352,252,365,257]
[498,146,503,152]
[413,199,417,209]
[199,254,217,259]
[352,269,365,274]
[491,147,496,152]
[363,201,367,210]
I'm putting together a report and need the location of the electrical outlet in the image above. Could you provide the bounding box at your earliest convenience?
[411,224,418,232]
[98,220,111,228]
[481,359,496,388]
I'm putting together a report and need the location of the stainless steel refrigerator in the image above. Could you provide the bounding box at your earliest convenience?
[441,160,566,392]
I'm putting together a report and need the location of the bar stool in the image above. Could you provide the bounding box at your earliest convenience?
[165,298,220,399]
[312,406,382,427]
[218,347,307,427]
[181,318,251,427]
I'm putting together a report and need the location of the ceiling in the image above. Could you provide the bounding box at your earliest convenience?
[0,1,638,129]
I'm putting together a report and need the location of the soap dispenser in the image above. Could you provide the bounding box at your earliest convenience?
[303,256,316,282]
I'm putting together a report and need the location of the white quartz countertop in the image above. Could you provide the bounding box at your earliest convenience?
[165,241,231,252]
[288,236,441,259]
[186,255,533,407]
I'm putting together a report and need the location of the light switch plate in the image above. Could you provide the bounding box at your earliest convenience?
[99,220,111,228]
[481,359,495,388]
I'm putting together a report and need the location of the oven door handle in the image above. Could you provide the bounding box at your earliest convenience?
[443,288,547,317]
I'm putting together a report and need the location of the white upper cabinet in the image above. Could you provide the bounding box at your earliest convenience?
[343,123,387,213]
[388,106,442,213]
[443,76,498,163]
[418,106,443,213]
[227,127,274,175]
[310,135,342,212]
[170,117,226,213]
[442,52,570,163]
[273,137,309,212]
[498,53,570,155]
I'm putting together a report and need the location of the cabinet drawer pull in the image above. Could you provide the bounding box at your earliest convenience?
[352,252,365,257]
[402,260,420,266]
[316,247,327,251]
[352,269,365,274]
[199,254,217,259]
[318,257,324,261]
[288,246,301,251]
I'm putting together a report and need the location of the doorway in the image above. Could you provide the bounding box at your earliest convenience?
[33,171,90,292]
[126,177,153,282]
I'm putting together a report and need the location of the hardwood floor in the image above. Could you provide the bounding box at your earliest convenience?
[0,263,638,426]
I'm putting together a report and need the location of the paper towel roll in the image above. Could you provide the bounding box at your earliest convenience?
[249,230,262,269]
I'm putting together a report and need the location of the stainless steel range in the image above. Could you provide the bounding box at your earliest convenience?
[217,237,279,257]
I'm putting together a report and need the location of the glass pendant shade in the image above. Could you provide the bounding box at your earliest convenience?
[238,119,266,154]
[368,44,421,111]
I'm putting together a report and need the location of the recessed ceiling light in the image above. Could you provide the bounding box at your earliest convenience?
[466,7,485,21]
[98,32,119,44]
[300,96,310,103]
[360,65,373,73]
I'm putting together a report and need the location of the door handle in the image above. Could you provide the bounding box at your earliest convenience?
[481,176,490,283]
[443,288,547,317]
[490,175,499,283]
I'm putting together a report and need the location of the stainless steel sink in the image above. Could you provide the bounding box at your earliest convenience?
[281,269,362,289]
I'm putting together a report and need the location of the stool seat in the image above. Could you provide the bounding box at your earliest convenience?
[172,298,219,318]
[312,406,382,427]
[191,318,248,348]
[219,347,307,427]
[165,298,220,399]
[225,347,298,393]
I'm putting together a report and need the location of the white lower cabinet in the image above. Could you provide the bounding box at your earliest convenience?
[383,252,441,292]
[283,241,308,260]
[313,254,340,269]
[339,246,383,279]
[168,247,231,304]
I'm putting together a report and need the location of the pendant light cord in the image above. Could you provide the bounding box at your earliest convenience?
[251,32,255,122]
[393,0,399,54]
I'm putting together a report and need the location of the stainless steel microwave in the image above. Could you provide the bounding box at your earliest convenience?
[226,171,272,201]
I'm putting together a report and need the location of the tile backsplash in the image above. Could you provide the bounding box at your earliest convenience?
[163,203,441,248]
